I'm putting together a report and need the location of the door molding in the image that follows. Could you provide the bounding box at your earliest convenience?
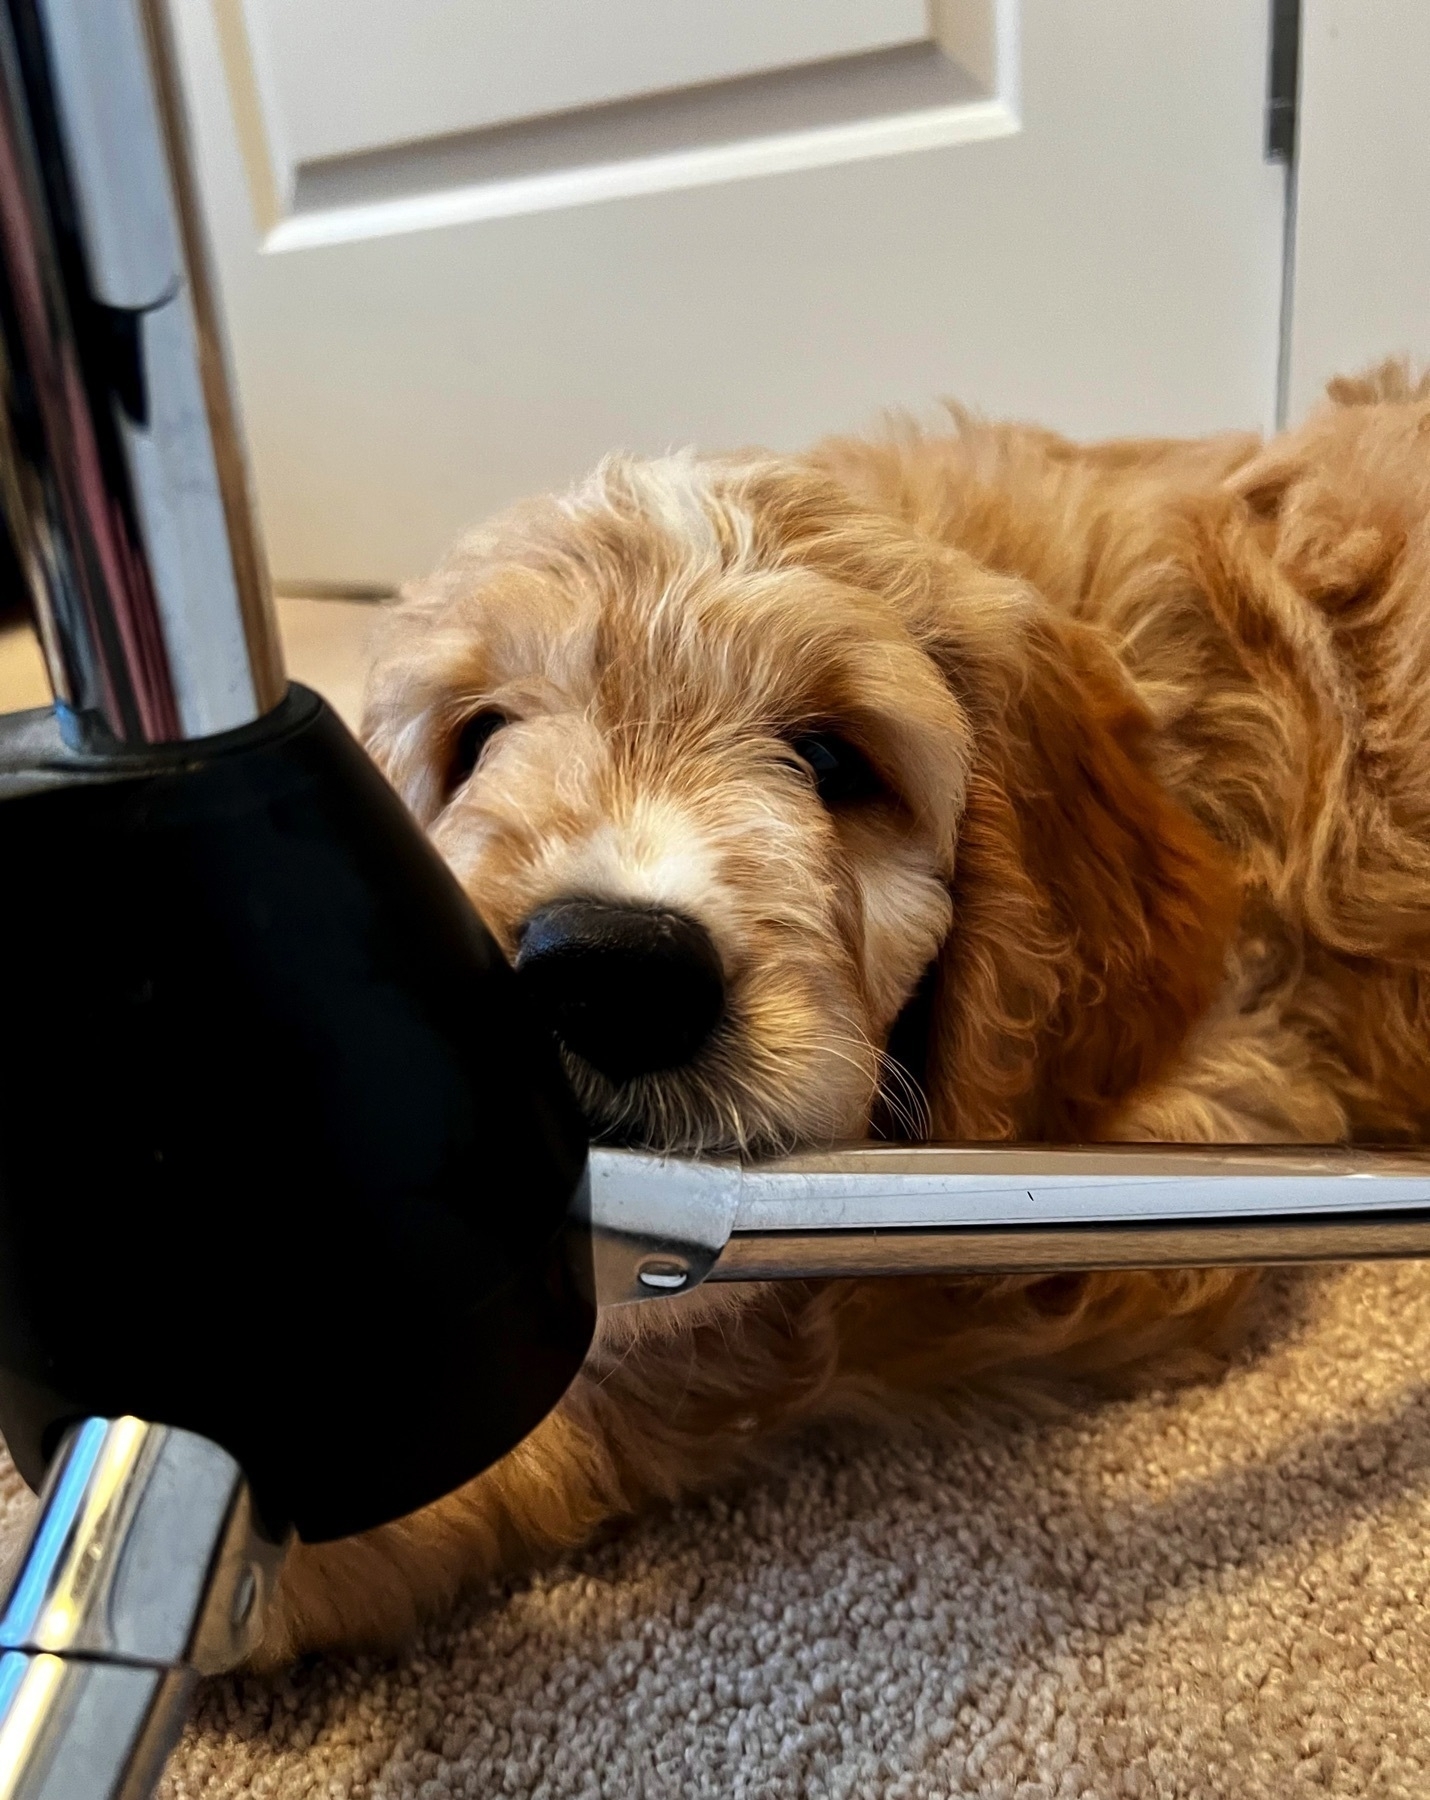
[213,0,1018,252]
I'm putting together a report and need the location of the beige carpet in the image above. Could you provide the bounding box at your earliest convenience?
[0,1261,1399,1798]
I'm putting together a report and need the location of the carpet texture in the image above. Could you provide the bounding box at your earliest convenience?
[5,1262,1429,1797]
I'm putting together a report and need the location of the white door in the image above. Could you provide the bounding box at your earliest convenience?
[1284,0,1430,420]
[169,1,1286,589]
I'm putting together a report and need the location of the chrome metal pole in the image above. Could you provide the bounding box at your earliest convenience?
[587,1144,1430,1307]
[0,3,290,1790]
[0,0,283,749]
[0,1419,285,1800]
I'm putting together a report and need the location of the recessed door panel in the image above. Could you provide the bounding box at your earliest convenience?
[175,0,1284,586]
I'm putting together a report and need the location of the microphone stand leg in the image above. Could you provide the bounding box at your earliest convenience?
[0,1418,287,1800]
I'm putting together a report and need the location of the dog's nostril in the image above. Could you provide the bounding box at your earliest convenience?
[514,899,725,1084]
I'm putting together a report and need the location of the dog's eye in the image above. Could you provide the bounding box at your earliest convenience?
[448,710,507,789]
[789,732,883,806]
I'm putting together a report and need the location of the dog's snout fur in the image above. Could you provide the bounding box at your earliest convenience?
[515,899,725,1083]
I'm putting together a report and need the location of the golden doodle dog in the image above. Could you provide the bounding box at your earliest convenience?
[263,363,1430,1662]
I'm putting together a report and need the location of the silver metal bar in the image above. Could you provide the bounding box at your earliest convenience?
[587,1144,1430,1305]
[0,0,284,748]
[0,1417,285,1800]
[0,1654,192,1800]
[730,1143,1430,1228]
[711,1215,1430,1281]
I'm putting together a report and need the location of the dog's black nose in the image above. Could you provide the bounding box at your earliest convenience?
[515,900,725,1083]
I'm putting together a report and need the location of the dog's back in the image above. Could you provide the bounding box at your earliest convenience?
[813,367,1430,1144]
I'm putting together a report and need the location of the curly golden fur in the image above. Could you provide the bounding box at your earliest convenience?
[261,364,1430,1664]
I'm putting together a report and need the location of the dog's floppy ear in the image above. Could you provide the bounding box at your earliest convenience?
[920,608,1239,1140]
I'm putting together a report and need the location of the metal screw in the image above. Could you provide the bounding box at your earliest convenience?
[231,1565,258,1629]
[637,1257,690,1291]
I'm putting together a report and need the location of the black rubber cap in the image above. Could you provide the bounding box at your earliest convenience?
[516,899,725,1083]
[0,690,595,1542]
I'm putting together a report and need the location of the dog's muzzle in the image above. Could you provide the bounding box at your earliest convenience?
[515,899,725,1083]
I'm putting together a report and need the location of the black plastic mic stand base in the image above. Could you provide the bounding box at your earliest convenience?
[0,686,596,1541]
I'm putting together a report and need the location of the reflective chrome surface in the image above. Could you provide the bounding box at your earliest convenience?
[588,1144,1430,1303]
[583,1151,740,1305]
[0,1655,191,1800]
[711,1213,1430,1280]
[0,1416,284,1672]
[0,0,283,747]
[0,1418,286,1800]
[731,1143,1430,1230]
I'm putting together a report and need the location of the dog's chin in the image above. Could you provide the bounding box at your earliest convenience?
[556,1038,873,1160]
[561,1055,797,1159]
